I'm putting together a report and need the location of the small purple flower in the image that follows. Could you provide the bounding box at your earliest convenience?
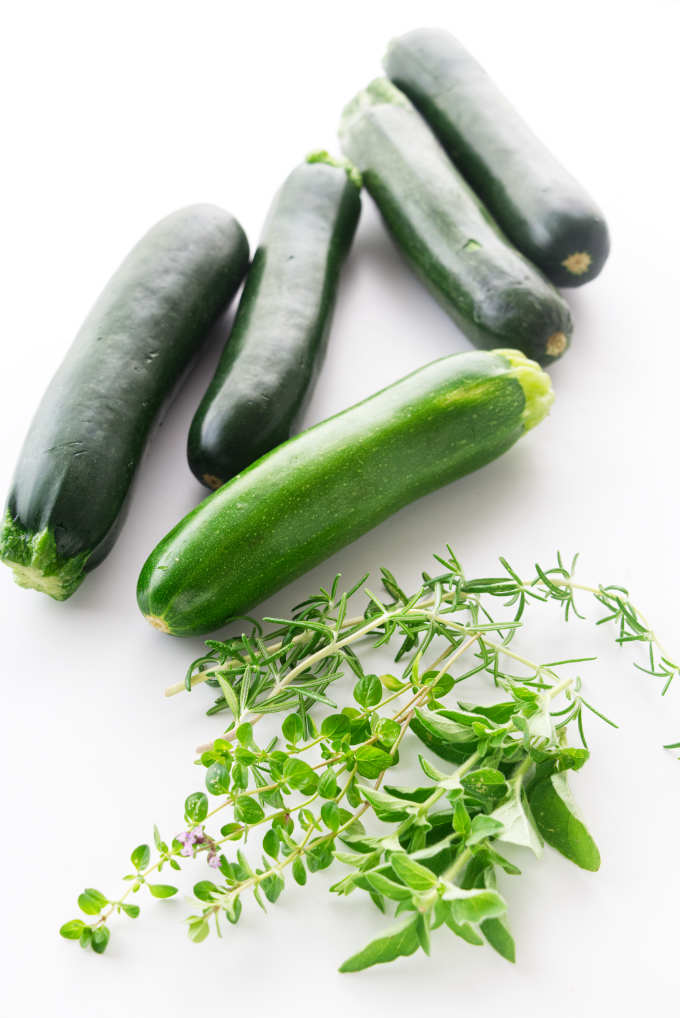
[176,826,205,858]
[207,852,220,869]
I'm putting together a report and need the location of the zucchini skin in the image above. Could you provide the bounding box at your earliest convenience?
[339,79,573,366]
[0,205,249,599]
[384,29,610,287]
[188,156,361,490]
[137,349,553,636]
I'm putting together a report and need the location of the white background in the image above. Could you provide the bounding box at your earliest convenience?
[2,0,680,1013]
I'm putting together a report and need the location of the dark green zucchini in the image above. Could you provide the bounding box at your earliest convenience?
[339,79,573,366]
[188,153,361,490]
[137,348,553,636]
[384,29,610,287]
[0,205,249,600]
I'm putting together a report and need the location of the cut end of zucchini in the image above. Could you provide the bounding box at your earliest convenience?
[561,251,592,277]
[494,349,554,433]
[545,331,568,358]
[306,150,363,190]
[0,512,89,600]
[145,613,172,634]
[202,473,224,491]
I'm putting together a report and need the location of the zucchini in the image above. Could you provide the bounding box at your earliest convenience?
[188,152,362,489]
[0,205,249,599]
[384,29,610,287]
[339,79,573,366]
[137,348,553,636]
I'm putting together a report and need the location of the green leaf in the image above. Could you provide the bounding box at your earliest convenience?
[467,814,505,846]
[283,758,319,795]
[380,673,405,692]
[416,913,431,955]
[131,844,150,870]
[230,763,248,790]
[215,674,240,720]
[321,714,351,741]
[220,822,243,841]
[364,872,413,901]
[194,880,219,902]
[524,697,554,740]
[321,801,342,830]
[453,800,471,837]
[527,772,600,871]
[225,893,242,924]
[348,714,372,745]
[307,841,335,872]
[236,722,256,747]
[148,884,178,898]
[356,785,411,822]
[418,755,449,781]
[437,902,485,945]
[258,783,285,810]
[91,926,110,954]
[188,919,210,943]
[121,904,140,919]
[413,706,475,744]
[481,916,516,962]
[481,845,522,876]
[77,889,107,915]
[184,792,208,824]
[345,777,361,808]
[355,745,393,779]
[59,919,87,940]
[282,713,304,744]
[461,769,508,802]
[262,828,280,858]
[261,872,284,903]
[234,795,265,825]
[292,856,307,885]
[319,768,339,799]
[390,852,438,890]
[432,673,454,698]
[369,890,386,913]
[491,791,543,857]
[213,737,233,754]
[439,707,491,729]
[445,888,506,924]
[153,825,164,852]
[79,927,93,949]
[373,717,401,748]
[339,917,420,973]
[531,745,589,775]
[205,761,230,795]
[459,701,517,724]
[383,784,432,804]
[353,674,382,708]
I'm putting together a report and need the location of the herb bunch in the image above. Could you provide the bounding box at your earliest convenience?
[60,549,677,969]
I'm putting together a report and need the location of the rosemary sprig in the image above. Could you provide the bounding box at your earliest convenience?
[167,549,677,717]
[60,550,677,968]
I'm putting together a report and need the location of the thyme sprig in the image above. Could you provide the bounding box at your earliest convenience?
[61,550,677,968]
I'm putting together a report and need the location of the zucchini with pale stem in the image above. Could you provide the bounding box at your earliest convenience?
[0,205,249,599]
[339,78,573,366]
[138,348,553,637]
[384,28,610,287]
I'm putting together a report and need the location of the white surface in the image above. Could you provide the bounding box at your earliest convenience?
[2,0,680,1013]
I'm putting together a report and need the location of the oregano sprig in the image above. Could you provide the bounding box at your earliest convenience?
[61,549,677,968]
